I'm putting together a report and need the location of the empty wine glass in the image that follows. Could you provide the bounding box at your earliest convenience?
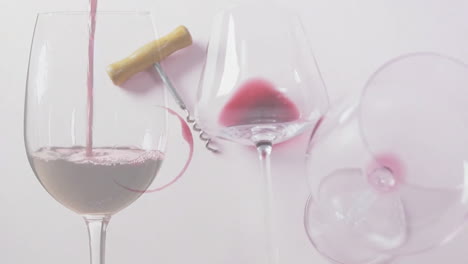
[304,53,468,264]
[195,3,328,264]
[25,12,171,264]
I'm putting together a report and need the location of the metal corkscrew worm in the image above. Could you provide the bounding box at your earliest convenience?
[154,63,219,153]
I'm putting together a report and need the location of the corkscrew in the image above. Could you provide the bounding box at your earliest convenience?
[153,63,219,153]
[106,26,219,153]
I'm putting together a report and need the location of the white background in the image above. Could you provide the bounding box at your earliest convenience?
[2,0,468,263]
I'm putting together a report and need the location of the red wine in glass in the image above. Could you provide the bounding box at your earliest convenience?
[25,6,169,264]
[196,5,329,264]
[219,78,300,127]
[218,78,311,145]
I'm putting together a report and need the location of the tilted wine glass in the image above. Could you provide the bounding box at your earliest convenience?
[304,53,468,264]
[195,4,328,264]
[24,11,175,264]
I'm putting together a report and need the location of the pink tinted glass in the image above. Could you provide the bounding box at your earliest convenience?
[305,53,468,264]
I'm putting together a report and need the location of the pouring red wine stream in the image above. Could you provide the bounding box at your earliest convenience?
[86,0,97,156]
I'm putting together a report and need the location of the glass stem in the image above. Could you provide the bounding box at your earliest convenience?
[84,215,110,264]
[256,141,279,264]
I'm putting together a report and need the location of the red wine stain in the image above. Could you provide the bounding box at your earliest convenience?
[219,78,300,127]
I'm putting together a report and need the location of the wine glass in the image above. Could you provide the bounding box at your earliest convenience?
[304,53,468,264]
[195,4,329,264]
[25,11,168,264]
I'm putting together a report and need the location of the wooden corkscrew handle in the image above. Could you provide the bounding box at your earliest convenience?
[107,25,192,85]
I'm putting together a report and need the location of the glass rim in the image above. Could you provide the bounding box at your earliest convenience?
[36,10,152,17]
